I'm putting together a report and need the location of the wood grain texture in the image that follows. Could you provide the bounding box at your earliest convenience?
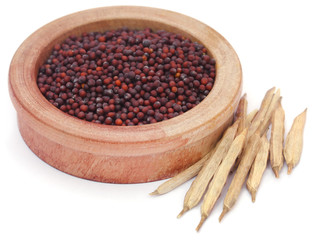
[9,6,242,183]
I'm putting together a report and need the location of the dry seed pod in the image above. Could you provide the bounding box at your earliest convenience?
[234,88,275,170]
[219,133,262,222]
[270,102,285,178]
[177,120,239,218]
[232,108,256,172]
[196,128,247,231]
[245,109,258,127]
[256,89,281,136]
[284,109,307,174]
[235,94,248,135]
[247,87,276,140]
[246,134,270,202]
[150,146,216,196]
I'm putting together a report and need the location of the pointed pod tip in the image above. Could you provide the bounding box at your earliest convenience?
[287,165,293,175]
[177,207,188,219]
[303,108,308,116]
[269,86,276,91]
[219,207,229,222]
[248,187,256,203]
[149,190,159,196]
[196,216,206,232]
[252,193,256,203]
[273,167,280,178]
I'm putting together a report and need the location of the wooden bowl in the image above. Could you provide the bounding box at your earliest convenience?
[9,6,242,183]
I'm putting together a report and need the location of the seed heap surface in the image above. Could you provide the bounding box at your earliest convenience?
[37,28,216,125]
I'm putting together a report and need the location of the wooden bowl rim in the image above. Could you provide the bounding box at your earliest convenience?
[9,6,242,144]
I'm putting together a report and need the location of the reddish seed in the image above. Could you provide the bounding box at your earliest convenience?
[79,89,86,97]
[132,118,139,125]
[80,105,88,112]
[127,112,134,119]
[162,47,169,53]
[169,81,176,87]
[137,112,144,120]
[95,86,103,93]
[107,112,115,118]
[155,113,164,122]
[86,113,94,121]
[133,107,140,114]
[98,36,106,42]
[115,119,123,125]
[60,105,67,112]
[199,85,206,91]
[153,101,161,109]
[77,111,85,119]
[201,77,209,85]
[105,117,113,125]
[160,106,167,114]
[149,96,157,104]
[206,83,213,90]
[115,80,121,86]
[168,108,174,113]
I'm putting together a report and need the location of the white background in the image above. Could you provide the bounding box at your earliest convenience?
[1,0,313,239]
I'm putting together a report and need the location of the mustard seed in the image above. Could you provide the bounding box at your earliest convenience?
[37,28,216,125]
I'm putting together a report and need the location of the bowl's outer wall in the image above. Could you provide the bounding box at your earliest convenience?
[9,6,242,183]
[17,115,232,183]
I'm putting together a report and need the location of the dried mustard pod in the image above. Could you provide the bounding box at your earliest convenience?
[177,120,239,218]
[247,87,276,140]
[234,94,248,135]
[284,109,307,174]
[270,102,285,178]
[196,128,247,231]
[245,109,258,127]
[257,89,281,136]
[246,134,270,202]
[219,133,262,222]
[150,146,215,196]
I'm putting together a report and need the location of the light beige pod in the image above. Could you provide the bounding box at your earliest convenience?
[178,121,240,218]
[219,133,262,221]
[270,102,285,178]
[284,109,307,174]
[247,134,270,202]
[196,128,247,231]
[9,6,242,183]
